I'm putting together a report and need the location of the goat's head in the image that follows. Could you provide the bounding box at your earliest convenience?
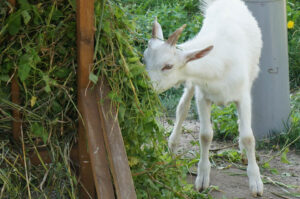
[143,18,213,93]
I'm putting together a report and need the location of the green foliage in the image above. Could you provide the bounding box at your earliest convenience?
[287,0,300,89]
[280,148,290,164]
[1,0,78,197]
[31,122,48,144]
[258,91,300,150]
[211,104,239,140]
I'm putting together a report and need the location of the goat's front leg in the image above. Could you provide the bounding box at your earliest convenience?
[195,95,213,191]
[168,83,194,151]
[237,95,263,197]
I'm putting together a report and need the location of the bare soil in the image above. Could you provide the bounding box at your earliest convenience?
[162,119,300,199]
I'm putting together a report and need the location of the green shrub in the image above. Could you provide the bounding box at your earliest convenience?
[287,0,300,90]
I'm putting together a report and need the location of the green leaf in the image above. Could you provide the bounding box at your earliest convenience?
[45,84,51,93]
[0,75,9,82]
[118,104,126,121]
[43,75,51,93]
[144,122,154,134]
[108,91,122,103]
[54,68,70,78]
[270,168,279,175]
[19,0,30,10]
[18,54,32,82]
[130,64,145,76]
[8,13,21,35]
[128,57,140,63]
[21,10,31,25]
[31,123,48,144]
[262,162,270,169]
[89,73,98,84]
[52,100,62,113]
[281,148,290,164]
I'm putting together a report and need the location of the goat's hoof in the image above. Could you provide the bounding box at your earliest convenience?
[249,176,263,197]
[195,174,210,192]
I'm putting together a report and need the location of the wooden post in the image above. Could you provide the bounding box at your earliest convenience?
[77,0,114,198]
[9,0,21,142]
[76,0,96,197]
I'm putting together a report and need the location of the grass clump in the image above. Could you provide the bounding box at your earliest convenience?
[1,0,79,197]
[258,91,300,151]
[287,0,300,90]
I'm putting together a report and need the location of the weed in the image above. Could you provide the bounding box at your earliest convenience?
[258,91,300,150]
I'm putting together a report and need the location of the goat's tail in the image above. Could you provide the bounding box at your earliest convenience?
[199,0,217,13]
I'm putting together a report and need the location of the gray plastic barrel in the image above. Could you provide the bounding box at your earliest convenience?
[244,0,290,139]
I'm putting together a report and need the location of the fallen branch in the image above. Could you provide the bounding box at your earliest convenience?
[271,192,290,199]
[261,133,300,166]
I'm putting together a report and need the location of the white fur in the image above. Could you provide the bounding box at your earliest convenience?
[144,0,263,196]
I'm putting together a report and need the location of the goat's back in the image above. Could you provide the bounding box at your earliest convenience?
[182,0,263,104]
[201,0,262,84]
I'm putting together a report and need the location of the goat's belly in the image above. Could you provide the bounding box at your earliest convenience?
[196,83,242,105]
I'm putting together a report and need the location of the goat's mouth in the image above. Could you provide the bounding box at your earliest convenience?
[150,81,165,94]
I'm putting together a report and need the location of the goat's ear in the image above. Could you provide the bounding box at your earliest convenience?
[185,46,213,63]
[152,17,164,40]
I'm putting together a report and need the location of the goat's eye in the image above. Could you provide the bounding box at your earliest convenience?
[161,64,173,71]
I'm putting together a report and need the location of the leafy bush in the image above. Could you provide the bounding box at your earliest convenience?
[258,92,300,150]
[287,0,300,90]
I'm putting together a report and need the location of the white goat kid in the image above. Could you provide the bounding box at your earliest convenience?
[143,0,263,197]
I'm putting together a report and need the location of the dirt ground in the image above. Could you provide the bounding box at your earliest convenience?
[162,119,300,199]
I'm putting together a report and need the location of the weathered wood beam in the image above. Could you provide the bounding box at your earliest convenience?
[97,79,137,199]
[76,0,96,197]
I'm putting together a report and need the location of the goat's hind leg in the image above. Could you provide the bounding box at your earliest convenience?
[237,95,263,197]
[195,92,213,191]
[168,82,194,151]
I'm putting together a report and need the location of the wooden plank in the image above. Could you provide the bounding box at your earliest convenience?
[96,79,137,199]
[80,89,115,199]
[77,121,95,198]
[77,0,115,198]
